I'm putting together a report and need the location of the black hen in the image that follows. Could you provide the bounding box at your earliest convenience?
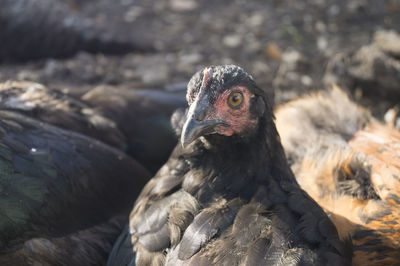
[107,65,352,265]
[0,110,150,265]
[0,81,186,173]
[0,80,188,265]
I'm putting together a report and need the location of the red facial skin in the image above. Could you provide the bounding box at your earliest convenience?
[212,86,258,136]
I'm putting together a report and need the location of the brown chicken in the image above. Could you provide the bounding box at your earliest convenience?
[275,86,400,265]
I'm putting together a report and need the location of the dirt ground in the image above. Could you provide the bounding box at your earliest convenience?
[1,0,399,117]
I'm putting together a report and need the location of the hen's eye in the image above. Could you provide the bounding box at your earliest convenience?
[228,91,243,109]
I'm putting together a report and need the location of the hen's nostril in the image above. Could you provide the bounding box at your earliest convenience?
[195,108,207,121]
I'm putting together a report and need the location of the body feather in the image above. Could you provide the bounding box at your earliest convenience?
[276,87,400,265]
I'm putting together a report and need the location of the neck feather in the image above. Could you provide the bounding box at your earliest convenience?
[181,116,297,204]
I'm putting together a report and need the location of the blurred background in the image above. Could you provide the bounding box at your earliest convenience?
[1,0,400,117]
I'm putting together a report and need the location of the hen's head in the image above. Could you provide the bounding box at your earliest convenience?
[181,65,271,147]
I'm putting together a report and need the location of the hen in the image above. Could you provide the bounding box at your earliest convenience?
[276,86,400,265]
[0,81,188,265]
[107,65,351,266]
[0,81,186,173]
[0,109,150,265]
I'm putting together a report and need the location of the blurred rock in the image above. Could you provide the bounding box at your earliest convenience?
[251,61,270,77]
[176,53,203,74]
[124,6,144,23]
[264,42,282,60]
[223,34,242,48]
[169,0,198,12]
[317,36,328,51]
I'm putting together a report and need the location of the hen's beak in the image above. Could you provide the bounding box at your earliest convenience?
[181,94,229,148]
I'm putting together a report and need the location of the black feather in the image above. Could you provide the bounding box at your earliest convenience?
[243,237,272,266]
[0,110,150,252]
[178,199,242,260]
[107,226,136,266]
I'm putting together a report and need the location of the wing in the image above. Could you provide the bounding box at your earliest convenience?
[0,110,151,251]
[165,187,349,266]
[0,81,127,151]
[108,142,203,266]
